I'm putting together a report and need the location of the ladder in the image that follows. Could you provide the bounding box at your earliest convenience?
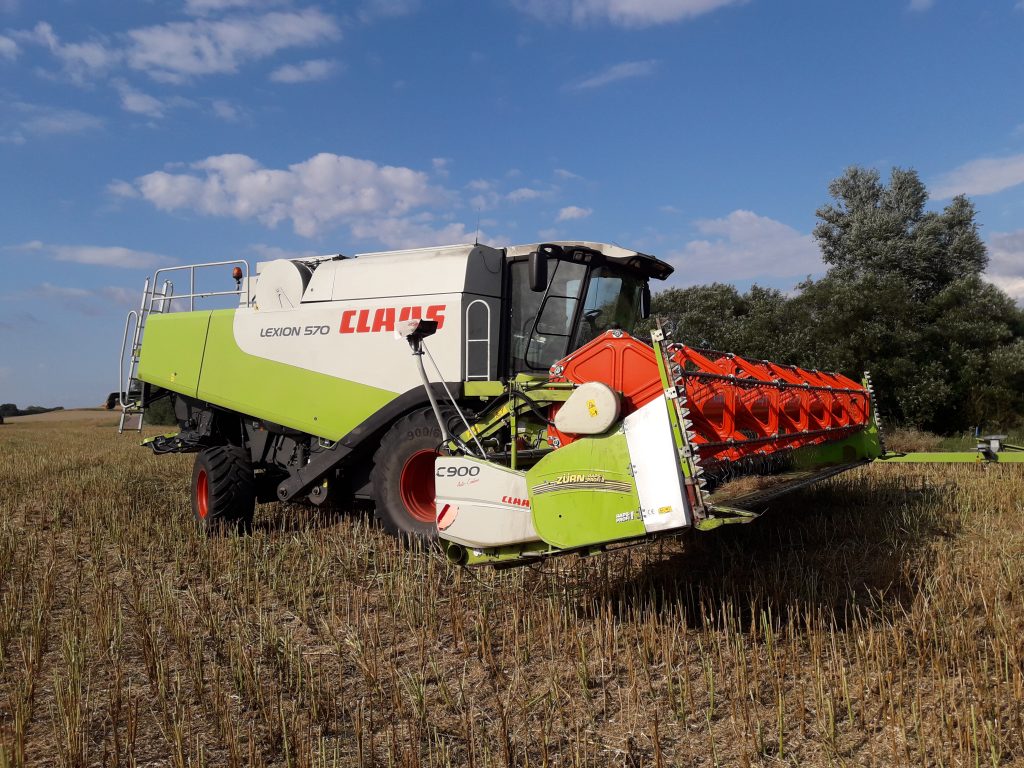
[117,260,253,434]
[118,278,174,432]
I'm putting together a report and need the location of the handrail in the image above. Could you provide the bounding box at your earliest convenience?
[118,310,138,409]
[148,259,251,313]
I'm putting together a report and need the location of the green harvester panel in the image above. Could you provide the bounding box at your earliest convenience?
[136,312,212,398]
[195,311,398,441]
[527,430,645,549]
[791,423,884,469]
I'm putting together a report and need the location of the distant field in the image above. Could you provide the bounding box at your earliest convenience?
[1,408,115,425]
[1,417,1022,766]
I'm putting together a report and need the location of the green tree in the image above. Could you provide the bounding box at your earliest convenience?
[809,166,1020,431]
[653,165,1024,433]
[814,167,987,300]
[145,396,178,426]
[652,283,747,350]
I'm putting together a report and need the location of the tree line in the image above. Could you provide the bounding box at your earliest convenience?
[0,404,64,419]
[652,167,1024,434]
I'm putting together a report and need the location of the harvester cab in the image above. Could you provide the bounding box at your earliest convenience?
[116,239,1020,566]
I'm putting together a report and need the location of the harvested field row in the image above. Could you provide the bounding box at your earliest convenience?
[1,415,1022,766]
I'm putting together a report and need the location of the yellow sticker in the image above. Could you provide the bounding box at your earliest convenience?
[587,399,598,417]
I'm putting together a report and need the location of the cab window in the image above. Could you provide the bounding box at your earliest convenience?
[509,259,587,372]
[571,267,644,349]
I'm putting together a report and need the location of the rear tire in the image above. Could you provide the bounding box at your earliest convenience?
[371,408,447,540]
[191,445,256,534]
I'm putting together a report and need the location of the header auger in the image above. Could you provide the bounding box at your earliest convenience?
[115,240,1020,565]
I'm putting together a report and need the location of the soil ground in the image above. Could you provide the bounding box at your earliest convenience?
[1,416,1022,766]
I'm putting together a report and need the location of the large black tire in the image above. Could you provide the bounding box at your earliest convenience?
[371,408,446,540]
[191,445,256,534]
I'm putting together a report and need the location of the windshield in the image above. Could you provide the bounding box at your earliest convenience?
[571,267,645,349]
[509,261,646,373]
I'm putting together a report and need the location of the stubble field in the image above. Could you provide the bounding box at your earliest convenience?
[1,411,1022,766]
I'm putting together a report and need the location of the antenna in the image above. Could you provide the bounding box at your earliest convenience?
[474,207,481,246]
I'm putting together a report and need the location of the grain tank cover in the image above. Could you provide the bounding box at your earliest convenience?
[301,244,503,302]
[254,260,314,311]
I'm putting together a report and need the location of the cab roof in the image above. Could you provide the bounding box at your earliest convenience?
[503,241,674,281]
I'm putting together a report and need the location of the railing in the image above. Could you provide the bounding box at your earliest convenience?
[118,309,140,411]
[148,259,251,313]
[117,259,252,430]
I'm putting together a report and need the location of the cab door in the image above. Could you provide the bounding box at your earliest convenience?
[507,258,587,374]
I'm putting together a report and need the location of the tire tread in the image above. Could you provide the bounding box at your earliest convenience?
[370,408,447,540]
[192,445,255,533]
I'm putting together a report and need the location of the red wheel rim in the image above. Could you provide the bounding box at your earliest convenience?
[196,468,209,520]
[399,449,438,523]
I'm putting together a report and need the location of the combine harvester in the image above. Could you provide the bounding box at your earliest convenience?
[117,242,1022,566]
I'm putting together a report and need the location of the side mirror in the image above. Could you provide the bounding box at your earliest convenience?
[640,283,652,319]
[528,250,548,292]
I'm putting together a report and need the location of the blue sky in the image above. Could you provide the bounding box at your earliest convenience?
[2,0,1023,407]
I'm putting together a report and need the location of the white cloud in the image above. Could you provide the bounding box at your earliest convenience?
[125,10,340,82]
[466,180,501,211]
[0,34,17,59]
[667,210,823,286]
[908,0,934,10]
[6,283,139,316]
[570,59,657,90]
[107,179,140,198]
[269,58,338,83]
[432,157,451,177]
[30,283,105,316]
[987,230,1024,301]
[113,79,167,117]
[16,11,340,85]
[932,153,1024,198]
[8,241,170,269]
[554,168,582,180]
[349,215,478,250]
[184,0,288,15]
[467,177,557,210]
[358,0,420,22]
[507,187,545,202]
[249,243,324,261]
[211,99,241,121]
[97,286,138,305]
[0,101,103,143]
[35,282,92,299]
[557,205,592,221]
[125,152,448,238]
[514,0,745,27]
[14,22,120,83]
[112,79,198,118]
[121,91,165,118]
